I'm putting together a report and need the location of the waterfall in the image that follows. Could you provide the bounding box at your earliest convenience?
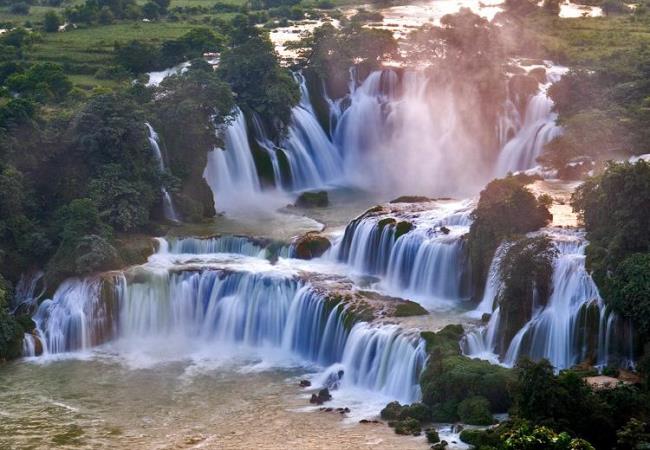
[332,200,473,308]
[331,69,494,196]
[155,236,267,257]
[203,108,263,213]
[275,73,344,190]
[146,123,180,222]
[463,229,634,370]
[494,64,567,175]
[32,277,117,354]
[28,267,425,402]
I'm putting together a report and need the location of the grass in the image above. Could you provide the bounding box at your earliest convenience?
[528,14,650,65]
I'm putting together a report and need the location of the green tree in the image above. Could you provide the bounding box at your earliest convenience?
[218,17,299,132]
[114,40,161,74]
[468,175,553,296]
[43,11,62,33]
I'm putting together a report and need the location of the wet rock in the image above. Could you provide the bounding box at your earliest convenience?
[295,191,329,208]
[481,313,491,323]
[528,67,547,83]
[508,74,539,111]
[431,440,448,449]
[294,232,331,260]
[310,388,332,405]
[299,379,311,387]
[439,226,450,235]
[389,195,432,203]
[394,221,414,239]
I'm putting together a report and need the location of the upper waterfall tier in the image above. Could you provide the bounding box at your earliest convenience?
[205,64,564,208]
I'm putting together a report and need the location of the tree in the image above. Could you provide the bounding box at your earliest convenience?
[6,63,72,103]
[114,40,161,74]
[43,11,62,33]
[10,2,30,15]
[468,175,553,296]
[218,18,299,132]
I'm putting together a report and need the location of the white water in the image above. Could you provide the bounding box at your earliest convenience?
[203,108,266,214]
[156,236,267,257]
[29,261,426,404]
[205,63,563,209]
[332,199,473,308]
[495,64,567,175]
[146,123,180,222]
[464,229,634,369]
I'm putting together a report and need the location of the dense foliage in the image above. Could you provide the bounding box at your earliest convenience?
[571,161,650,360]
[218,16,299,133]
[468,175,553,297]
[494,236,556,353]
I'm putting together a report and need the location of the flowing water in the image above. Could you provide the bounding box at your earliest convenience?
[3,7,627,449]
[146,123,180,222]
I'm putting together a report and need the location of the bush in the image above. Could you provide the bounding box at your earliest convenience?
[43,11,62,33]
[392,417,421,436]
[572,161,650,343]
[10,2,30,15]
[0,275,24,360]
[420,325,515,421]
[426,428,440,444]
[457,396,494,425]
[114,40,161,74]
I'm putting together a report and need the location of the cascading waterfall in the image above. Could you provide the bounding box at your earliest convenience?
[332,200,473,308]
[464,229,634,369]
[319,324,427,403]
[274,73,344,190]
[32,277,117,355]
[203,65,566,205]
[203,108,263,213]
[146,123,180,222]
[494,64,567,175]
[155,236,267,257]
[28,267,425,403]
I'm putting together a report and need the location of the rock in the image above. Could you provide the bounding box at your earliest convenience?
[389,195,432,203]
[508,74,539,111]
[394,221,413,239]
[299,379,311,387]
[481,313,491,323]
[318,388,332,402]
[310,394,321,404]
[378,217,397,229]
[528,67,547,83]
[439,226,450,235]
[393,417,421,436]
[431,440,448,449]
[294,232,331,260]
[359,419,370,424]
[295,191,329,208]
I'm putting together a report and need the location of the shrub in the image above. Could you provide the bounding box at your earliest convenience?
[457,396,493,425]
[393,417,421,436]
[43,11,62,33]
[10,2,30,15]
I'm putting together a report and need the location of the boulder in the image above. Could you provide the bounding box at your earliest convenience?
[295,191,329,208]
[309,388,332,405]
[299,379,311,387]
[395,221,414,239]
[294,233,331,260]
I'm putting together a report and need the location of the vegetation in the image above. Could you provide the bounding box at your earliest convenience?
[572,161,650,365]
[493,236,556,353]
[468,175,553,297]
[419,325,516,423]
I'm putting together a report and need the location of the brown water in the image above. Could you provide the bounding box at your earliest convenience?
[0,356,431,449]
